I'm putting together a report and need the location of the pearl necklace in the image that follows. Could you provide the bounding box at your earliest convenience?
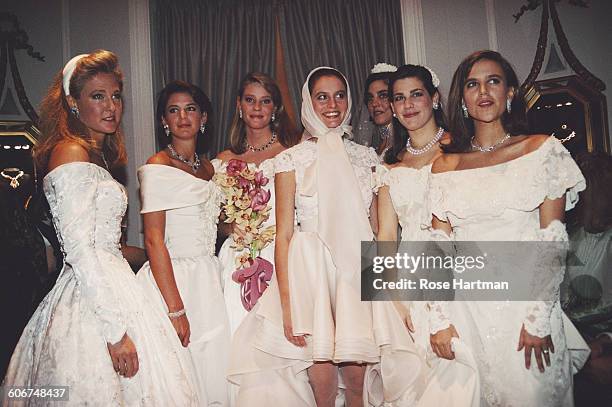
[1,168,25,189]
[167,144,201,172]
[406,127,444,155]
[246,131,277,152]
[471,133,511,153]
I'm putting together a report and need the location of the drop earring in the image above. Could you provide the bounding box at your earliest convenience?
[239,109,243,119]
[200,122,206,134]
[461,100,469,118]
[163,123,170,137]
[506,98,512,113]
[433,101,439,110]
[271,112,276,123]
[70,106,80,118]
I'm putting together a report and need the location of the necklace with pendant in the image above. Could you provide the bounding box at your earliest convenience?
[406,127,444,155]
[167,144,201,172]
[1,168,25,188]
[246,131,277,152]
[471,133,511,152]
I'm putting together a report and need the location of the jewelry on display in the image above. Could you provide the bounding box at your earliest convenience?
[168,308,186,319]
[1,168,25,189]
[167,143,201,172]
[471,133,511,153]
[246,131,277,152]
[406,127,444,155]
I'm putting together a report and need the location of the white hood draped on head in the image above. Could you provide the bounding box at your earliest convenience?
[301,66,373,279]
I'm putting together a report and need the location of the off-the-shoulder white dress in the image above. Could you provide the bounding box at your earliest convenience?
[136,164,230,406]
[2,162,199,406]
[428,137,587,406]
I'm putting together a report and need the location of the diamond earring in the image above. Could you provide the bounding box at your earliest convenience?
[200,123,206,134]
[70,106,80,118]
[271,112,276,123]
[433,101,439,110]
[163,123,170,137]
[461,100,469,118]
[506,98,512,113]
[239,109,243,119]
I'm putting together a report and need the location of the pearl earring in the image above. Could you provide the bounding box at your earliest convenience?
[433,101,439,110]
[239,109,243,119]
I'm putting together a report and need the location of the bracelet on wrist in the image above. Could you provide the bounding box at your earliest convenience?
[168,308,186,319]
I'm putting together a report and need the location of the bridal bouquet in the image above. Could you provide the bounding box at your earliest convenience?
[214,159,275,310]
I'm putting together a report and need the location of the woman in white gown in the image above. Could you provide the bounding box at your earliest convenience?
[369,64,479,407]
[213,72,300,336]
[429,50,587,406]
[2,51,199,406]
[136,80,229,406]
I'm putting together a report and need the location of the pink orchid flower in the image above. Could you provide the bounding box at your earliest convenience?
[227,159,248,177]
[254,170,269,187]
[249,188,271,211]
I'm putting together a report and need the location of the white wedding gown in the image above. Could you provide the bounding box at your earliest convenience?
[211,158,277,336]
[428,137,588,406]
[136,164,231,406]
[367,164,479,407]
[2,162,199,406]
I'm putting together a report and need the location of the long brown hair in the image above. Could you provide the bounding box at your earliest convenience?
[444,50,527,153]
[228,72,299,154]
[35,49,127,174]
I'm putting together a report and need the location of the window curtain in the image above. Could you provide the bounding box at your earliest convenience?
[278,0,405,133]
[153,0,405,153]
[155,0,277,155]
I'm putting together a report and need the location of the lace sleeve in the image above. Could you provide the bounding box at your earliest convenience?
[428,172,448,222]
[372,164,389,194]
[523,220,569,337]
[274,149,294,173]
[45,164,127,344]
[542,138,586,210]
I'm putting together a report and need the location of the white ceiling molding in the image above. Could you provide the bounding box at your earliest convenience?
[400,0,427,65]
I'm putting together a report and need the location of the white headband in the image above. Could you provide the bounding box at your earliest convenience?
[62,54,88,96]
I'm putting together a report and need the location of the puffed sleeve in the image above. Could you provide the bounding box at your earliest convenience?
[372,164,389,194]
[44,163,127,344]
[274,149,294,173]
[540,137,586,210]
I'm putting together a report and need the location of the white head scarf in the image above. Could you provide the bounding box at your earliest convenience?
[62,54,88,96]
[301,67,352,141]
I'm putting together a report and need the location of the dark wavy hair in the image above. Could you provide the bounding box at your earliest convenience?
[228,72,300,154]
[156,80,213,154]
[363,71,394,106]
[444,50,528,153]
[385,64,447,164]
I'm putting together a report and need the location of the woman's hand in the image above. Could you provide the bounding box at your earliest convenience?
[170,313,191,347]
[107,333,139,378]
[282,305,306,347]
[517,323,554,372]
[430,324,459,360]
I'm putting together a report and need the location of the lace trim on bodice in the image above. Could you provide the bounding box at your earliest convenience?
[274,139,380,223]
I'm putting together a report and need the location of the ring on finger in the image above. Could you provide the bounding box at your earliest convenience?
[542,349,550,354]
